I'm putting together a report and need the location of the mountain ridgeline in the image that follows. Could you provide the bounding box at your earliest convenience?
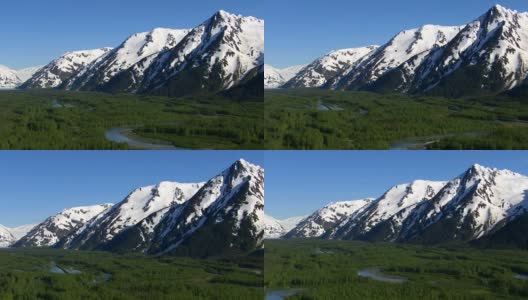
[265,164,528,250]
[16,11,264,98]
[11,159,264,257]
[266,5,528,97]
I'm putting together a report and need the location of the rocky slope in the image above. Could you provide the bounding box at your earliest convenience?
[279,165,528,247]
[288,5,528,97]
[14,204,113,247]
[284,46,378,88]
[9,159,264,257]
[62,181,204,250]
[287,199,374,238]
[19,11,263,97]
[20,48,113,89]
[66,28,190,92]
[147,159,264,257]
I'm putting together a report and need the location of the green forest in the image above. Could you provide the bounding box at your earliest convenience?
[0,90,263,150]
[0,248,263,299]
[265,239,528,300]
[265,89,528,150]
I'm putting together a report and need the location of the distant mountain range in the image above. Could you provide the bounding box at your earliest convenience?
[0,224,36,247]
[3,11,264,98]
[265,164,528,249]
[264,64,307,88]
[266,5,528,97]
[0,65,42,89]
[5,159,264,257]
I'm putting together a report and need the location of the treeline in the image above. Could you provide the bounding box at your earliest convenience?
[265,239,528,300]
[0,90,263,149]
[265,89,528,150]
[0,248,263,299]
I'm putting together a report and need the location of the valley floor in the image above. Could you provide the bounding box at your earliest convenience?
[265,89,528,150]
[265,239,528,300]
[0,248,263,299]
[0,90,263,150]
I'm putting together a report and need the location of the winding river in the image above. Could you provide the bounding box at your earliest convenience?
[105,128,183,150]
[389,132,485,150]
[265,289,303,300]
[357,268,407,283]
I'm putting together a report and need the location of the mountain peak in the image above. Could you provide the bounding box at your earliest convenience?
[212,9,238,21]
[490,4,511,14]
[233,158,260,170]
[486,4,525,19]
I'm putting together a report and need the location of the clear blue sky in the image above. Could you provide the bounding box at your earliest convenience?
[265,151,528,219]
[265,0,528,68]
[0,0,263,69]
[0,151,263,227]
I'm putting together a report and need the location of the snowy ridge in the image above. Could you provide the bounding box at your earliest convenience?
[0,225,15,247]
[0,65,42,89]
[329,180,447,240]
[149,159,264,255]
[287,199,374,238]
[67,28,190,91]
[288,5,528,95]
[263,214,286,238]
[141,10,264,96]
[397,164,528,243]
[21,48,112,89]
[264,64,307,88]
[15,204,113,247]
[333,25,462,89]
[263,214,306,238]
[281,164,528,245]
[284,46,378,88]
[0,65,22,89]
[409,5,528,94]
[8,224,36,240]
[7,159,263,256]
[17,11,262,96]
[63,181,204,250]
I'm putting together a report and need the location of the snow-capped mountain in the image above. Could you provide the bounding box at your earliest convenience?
[332,25,462,90]
[17,11,262,97]
[148,159,264,256]
[139,10,264,97]
[62,181,204,250]
[16,66,43,82]
[0,65,21,89]
[280,164,528,247]
[21,48,112,89]
[0,65,42,89]
[284,47,378,88]
[263,214,306,238]
[286,5,528,96]
[407,5,528,96]
[264,64,306,88]
[8,224,36,240]
[396,164,528,244]
[14,204,113,247]
[7,159,263,256]
[263,214,286,239]
[328,180,447,241]
[66,28,190,92]
[0,225,15,247]
[286,199,374,238]
[0,224,36,247]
